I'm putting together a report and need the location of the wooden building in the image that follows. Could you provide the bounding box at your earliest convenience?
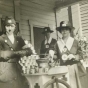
[80,1,88,38]
[0,0,87,54]
[0,0,88,88]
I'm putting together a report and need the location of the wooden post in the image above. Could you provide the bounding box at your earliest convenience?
[0,14,2,33]
[54,7,61,40]
[28,20,34,46]
[68,6,73,26]
[54,7,58,40]
[68,6,75,37]
[13,0,21,36]
[13,0,21,21]
[77,4,83,37]
[28,20,32,43]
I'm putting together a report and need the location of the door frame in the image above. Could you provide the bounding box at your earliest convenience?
[28,20,49,46]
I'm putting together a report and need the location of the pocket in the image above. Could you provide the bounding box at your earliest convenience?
[0,62,7,76]
[0,63,17,82]
[0,68,18,83]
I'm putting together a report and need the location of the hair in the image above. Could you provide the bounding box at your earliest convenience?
[60,27,71,33]
[60,27,75,38]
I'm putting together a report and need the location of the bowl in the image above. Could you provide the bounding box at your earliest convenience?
[36,58,49,68]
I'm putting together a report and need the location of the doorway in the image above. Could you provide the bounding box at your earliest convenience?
[33,27,44,55]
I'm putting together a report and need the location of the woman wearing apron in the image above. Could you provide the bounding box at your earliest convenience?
[0,16,32,88]
[56,21,85,88]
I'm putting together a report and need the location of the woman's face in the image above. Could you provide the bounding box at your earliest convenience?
[45,32,51,39]
[5,24,15,35]
[61,28,70,38]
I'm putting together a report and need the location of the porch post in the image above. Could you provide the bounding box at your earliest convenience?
[0,14,2,33]
[68,6,73,26]
[13,0,21,21]
[54,8,58,40]
[13,0,22,36]
[77,4,83,37]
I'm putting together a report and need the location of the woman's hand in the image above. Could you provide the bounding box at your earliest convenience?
[22,44,36,54]
[0,51,14,60]
[49,50,54,59]
[74,55,80,61]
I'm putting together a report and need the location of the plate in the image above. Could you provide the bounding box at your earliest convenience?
[36,58,49,63]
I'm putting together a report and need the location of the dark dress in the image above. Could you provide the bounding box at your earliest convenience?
[0,34,30,88]
[40,38,57,58]
[56,37,87,88]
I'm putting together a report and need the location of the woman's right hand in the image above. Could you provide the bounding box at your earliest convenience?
[0,51,14,60]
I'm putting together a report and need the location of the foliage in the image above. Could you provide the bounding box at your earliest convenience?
[78,36,88,60]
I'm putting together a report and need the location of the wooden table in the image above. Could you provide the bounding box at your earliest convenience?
[24,66,68,88]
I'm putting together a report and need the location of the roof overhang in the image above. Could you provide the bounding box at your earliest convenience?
[55,0,88,9]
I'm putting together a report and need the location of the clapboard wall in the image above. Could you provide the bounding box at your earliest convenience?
[0,0,14,17]
[79,1,88,38]
[20,0,56,43]
[0,0,56,43]
[0,0,69,44]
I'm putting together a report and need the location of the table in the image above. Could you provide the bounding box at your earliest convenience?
[24,66,68,88]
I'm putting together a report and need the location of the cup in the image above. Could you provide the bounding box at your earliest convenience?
[39,68,44,73]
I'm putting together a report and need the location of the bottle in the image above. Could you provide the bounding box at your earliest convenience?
[35,66,39,73]
[30,65,35,74]
[34,83,40,88]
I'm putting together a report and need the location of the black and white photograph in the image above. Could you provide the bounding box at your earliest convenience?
[0,0,88,88]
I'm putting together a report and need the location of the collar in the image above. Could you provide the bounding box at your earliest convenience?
[7,34,14,44]
[45,37,52,44]
[57,37,74,53]
[7,33,14,38]
[1,34,17,50]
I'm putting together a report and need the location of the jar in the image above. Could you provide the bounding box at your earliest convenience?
[30,66,35,74]
[39,67,44,73]
[44,67,49,73]
[35,66,39,73]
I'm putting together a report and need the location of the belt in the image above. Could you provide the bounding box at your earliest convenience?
[0,58,8,62]
[0,58,17,63]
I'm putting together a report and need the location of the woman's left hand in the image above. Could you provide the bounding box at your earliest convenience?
[22,44,31,49]
[22,44,36,54]
[74,55,80,61]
